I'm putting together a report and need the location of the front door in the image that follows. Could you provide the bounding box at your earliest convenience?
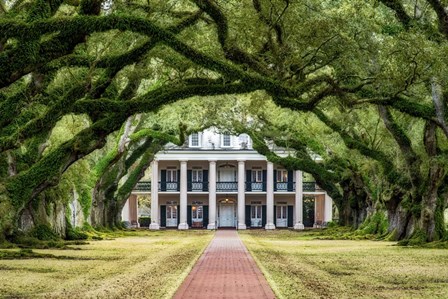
[219,204,235,227]
[192,205,203,228]
[251,205,262,227]
[276,205,287,228]
[166,205,178,227]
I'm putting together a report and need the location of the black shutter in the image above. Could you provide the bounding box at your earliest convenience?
[273,170,277,191]
[177,170,180,191]
[262,205,267,227]
[203,205,209,228]
[177,205,180,224]
[187,170,192,191]
[245,205,251,228]
[287,205,294,227]
[187,205,192,227]
[203,170,209,191]
[246,170,252,191]
[274,205,277,226]
[288,170,294,191]
[160,205,166,227]
[262,170,267,191]
[160,170,166,191]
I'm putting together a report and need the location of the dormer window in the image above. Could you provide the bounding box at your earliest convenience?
[222,134,231,147]
[190,133,200,147]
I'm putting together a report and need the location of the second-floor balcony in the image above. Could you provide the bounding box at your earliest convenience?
[160,181,180,191]
[134,181,323,193]
[216,181,238,192]
[274,182,295,192]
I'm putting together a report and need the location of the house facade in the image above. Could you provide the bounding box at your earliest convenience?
[125,129,333,229]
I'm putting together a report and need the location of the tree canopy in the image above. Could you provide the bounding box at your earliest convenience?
[1,0,448,244]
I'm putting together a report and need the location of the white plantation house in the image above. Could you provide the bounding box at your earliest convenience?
[123,128,333,229]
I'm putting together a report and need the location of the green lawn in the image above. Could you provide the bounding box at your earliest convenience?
[240,230,448,299]
[0,230,213,298]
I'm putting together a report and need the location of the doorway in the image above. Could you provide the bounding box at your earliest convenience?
[219,203,235,227]
[166,205,178,227]
[191,205,203,228]
[251,205,262,227]
[303,196,315,227]
[276,205,288,228]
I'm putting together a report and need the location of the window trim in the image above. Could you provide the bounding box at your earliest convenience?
[221,134,232,147]
[166,167,178,182]
[189,132,201,147]
[252,167,263,182]
[192,167,203,182]
[276,169,288,182]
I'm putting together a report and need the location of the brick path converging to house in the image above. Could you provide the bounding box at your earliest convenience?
[173,230,275,299]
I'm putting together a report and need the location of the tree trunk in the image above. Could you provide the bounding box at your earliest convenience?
[384,191,414,240]
[416,121,446,241]
[338,174,370,228]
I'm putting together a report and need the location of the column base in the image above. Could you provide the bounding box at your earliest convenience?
[265,223,276,230]
[238,223,247,230]
[178,223,189,230]
[207,223,216,230]
[294,223,305,230]
[149,223,160,230]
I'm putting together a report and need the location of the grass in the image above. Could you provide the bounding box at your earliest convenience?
[239,229,448,299]
[0,229,213,298]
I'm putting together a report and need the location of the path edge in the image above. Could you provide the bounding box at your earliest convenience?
[238,232,281,299]
[167,231,216,299]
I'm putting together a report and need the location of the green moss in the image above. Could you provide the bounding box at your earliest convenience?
[398,229,427,246]
[0,248,53,259]
[79,189,90,218]
[358,212,388,235]
[65,226,88,240]
[434,197,446,241]
[30,224,59,241]
[94,150,118,178]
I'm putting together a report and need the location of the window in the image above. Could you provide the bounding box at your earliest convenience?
[166,168,177,182]
[192,168,203,182]
[167,205,177,219]
[222,134,231,147]
[192,206,203,219]
[277,170,288,182]
[252,168,263,182]
[276,206,287,219]
[190,133,200,147]
[251,205,262,219]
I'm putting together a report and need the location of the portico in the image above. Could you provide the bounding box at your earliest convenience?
[144,159,332,230]
[129,129,333,230]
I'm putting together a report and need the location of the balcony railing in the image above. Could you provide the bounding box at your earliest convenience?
[245,181,266,191]
[303,182,323,192]
[134,181,151,191]
[216,181,238,192]
[275,182,295,191]
[133,181,322,192]
[159,181,179,191]
[188,181,208,191]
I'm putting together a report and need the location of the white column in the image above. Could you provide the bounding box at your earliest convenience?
[237,160,246,229]
[149,160,160,229]
[207,160,217,229]
[324,193,333,223]
[265,161,276,229]
[121,198,130,222]
[178,160,189,229]
[294,170,304,230]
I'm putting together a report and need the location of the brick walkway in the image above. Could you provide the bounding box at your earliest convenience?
[173,230,275,299]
